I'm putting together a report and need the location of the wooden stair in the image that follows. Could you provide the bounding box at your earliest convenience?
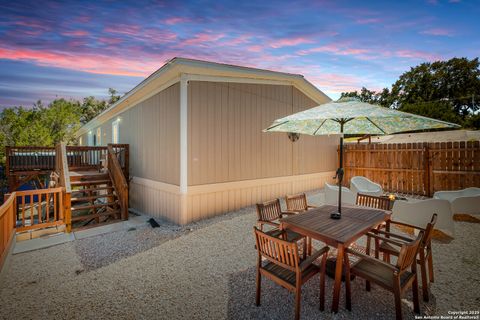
[69,170,121,228]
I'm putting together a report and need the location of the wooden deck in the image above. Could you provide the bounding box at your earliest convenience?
[3,143,130,234]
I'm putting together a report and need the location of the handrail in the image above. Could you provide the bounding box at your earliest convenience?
[55,143,72,231]
[107,144,129,220]
[0,193,16,271]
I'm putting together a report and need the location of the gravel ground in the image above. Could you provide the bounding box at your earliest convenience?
[0,190,478,320]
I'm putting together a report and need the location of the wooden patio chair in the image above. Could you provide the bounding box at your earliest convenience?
[369,214,437,302]
[344,231,423,320]
[285,193,317,254]
[253,227,330,320]
[256,199,305,244]
[285,193,317,213]
[356,193,392,211]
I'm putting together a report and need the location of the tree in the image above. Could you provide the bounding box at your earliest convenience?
[340,57,480,128]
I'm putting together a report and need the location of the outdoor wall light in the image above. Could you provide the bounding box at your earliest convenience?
[287,132,300,142]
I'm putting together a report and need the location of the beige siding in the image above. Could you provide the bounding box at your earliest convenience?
[188,81,337,186]
[185,172,334,223]
[130,177,183,224]
[92,83,181,185]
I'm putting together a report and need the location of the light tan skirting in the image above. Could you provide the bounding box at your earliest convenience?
[130,172,335,225]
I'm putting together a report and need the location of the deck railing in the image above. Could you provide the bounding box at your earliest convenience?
[0,193,15,270]
[6,146,56,172]
[12,187,64,232]
[107,144,129,220]
[56,143,72,232]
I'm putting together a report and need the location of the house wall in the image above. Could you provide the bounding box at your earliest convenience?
[78,80,336,225]
[184,81,337,222]
[79,83,182,223]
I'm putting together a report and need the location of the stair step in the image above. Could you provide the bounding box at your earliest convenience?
[71,194,116,202]
[71,179,111,187]
[71,209,120,222]
[71,186,114,193]
[70,174,109,182]
[71,202,118,211]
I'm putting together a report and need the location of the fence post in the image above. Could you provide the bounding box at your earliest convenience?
[64,192,71,233]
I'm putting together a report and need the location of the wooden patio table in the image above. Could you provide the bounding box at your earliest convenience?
[279,204,390,313]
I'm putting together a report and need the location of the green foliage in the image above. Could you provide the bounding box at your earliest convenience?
[341,57,480,128]
[0,88,121,167]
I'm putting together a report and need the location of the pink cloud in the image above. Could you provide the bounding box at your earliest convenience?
[247,45,263,52]
[163,17,190,25]
[394,49,440,61]
[420,28,454,36]
[97,37,123,45]
[104,24,141,37]
[269,37,314,49]
[62,30,90,37]
[0,47,158,77]
[182,33,225,46]
[298,43,370,56]
[14,20,51,31]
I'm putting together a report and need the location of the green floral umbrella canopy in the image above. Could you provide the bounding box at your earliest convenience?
[264,98,460,219]
[264,98,460,135]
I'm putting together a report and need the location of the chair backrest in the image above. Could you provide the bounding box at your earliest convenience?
[285,193,308,212]
[253,227,299,271]
[356,193,391,210]
[421,213,438,247]
[256,199,283,222]
[396,231,424,271]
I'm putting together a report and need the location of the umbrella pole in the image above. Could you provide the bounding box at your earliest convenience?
[331,123,344,219]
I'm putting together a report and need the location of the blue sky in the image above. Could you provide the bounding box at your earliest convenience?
[0,0,478,107]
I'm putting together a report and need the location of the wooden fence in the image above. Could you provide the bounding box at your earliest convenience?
[343,141,480,197]
[0,193,16,271]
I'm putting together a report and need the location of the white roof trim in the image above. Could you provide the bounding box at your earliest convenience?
[76,57,331,137]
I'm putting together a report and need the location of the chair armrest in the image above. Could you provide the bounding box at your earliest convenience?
[366,232,407,247]
[371,229,414,242]
[300,246,329,271]
[281,210,299,216]
[258,220,280,228]
[345,248,398,272]
[389,220,426,231]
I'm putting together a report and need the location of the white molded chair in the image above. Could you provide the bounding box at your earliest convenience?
[433,187,480,215]
[392,198,454,237]
[324,182,356,205]
[350,176,383,197]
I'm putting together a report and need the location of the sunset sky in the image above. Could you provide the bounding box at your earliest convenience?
[0,0,478,107]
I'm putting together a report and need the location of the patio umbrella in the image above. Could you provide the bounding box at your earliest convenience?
[264,97,460,219]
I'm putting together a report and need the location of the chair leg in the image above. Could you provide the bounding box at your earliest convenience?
[412,272,421,314]
[428,251,434,283]
[393,278,403,320]
[308,237,312,256]
[295,287,301,320]
[320,252,327,311]
[419,252,429,302]
[255,268,261,306]
[302,238,307,260]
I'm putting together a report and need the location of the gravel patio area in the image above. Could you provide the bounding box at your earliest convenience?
[0,190,478,320]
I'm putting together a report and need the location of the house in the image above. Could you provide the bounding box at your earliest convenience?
[76,58,338,224]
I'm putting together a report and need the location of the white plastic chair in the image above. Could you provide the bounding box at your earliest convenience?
[324,182,356,205]
[433,187,480,215]
[350,176,383,197]
[391,198,454,237]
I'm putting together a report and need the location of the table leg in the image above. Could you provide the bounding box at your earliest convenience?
[331,244,344,313]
